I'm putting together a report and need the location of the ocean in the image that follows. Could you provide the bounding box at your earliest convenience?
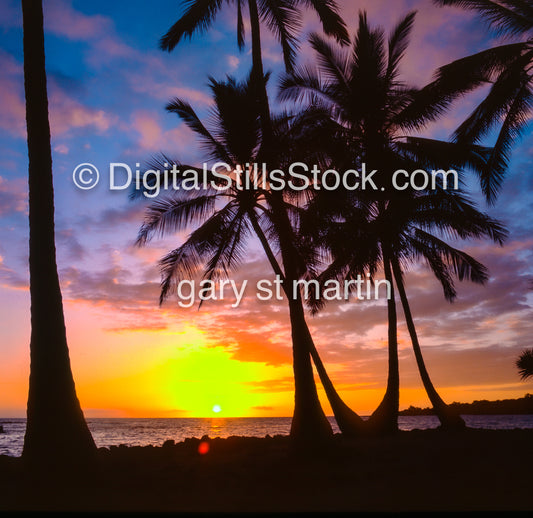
[1,415,532,457]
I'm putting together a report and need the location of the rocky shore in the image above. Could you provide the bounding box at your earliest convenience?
[0,428,531,512]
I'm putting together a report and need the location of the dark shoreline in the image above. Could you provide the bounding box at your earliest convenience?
[1,428,532,512]
[399,394,533,416]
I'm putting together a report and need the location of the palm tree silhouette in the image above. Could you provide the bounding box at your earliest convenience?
[160,0,348,161]
[280,10,508,433]
[157,2,367,437]
[373,192,505,433]
[516,348,533,380]
[303,187,506,433]
[432,0,533,203]
[21,0,96,467]
[160,0,349,66]
[136,74,346,440]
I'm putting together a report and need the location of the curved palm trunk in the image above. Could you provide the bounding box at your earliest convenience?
[278,228,333,440]
[287,294,334,440]
[301,319,367,436]
[391,259,466,431]
[249,212,331,439]
[366,250,399,435]
[22,0,96,467]
[249,212,365,436]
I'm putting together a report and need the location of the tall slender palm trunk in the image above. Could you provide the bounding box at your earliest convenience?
[21,0,96,467]
[248,0,366,439]
[249,210,332,439]
[391,259,466,431]
[366,250,399,435]
[245,2,335,440]
[248,0,273,155]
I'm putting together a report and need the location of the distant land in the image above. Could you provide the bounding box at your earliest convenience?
[399,394,533,416]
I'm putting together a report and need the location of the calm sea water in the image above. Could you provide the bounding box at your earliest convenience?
[1,415,532,457]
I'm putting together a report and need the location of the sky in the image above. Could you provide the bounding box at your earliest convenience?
[0,0,532,418]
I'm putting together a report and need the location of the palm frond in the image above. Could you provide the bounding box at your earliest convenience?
[397,137,490,178]
[301,0,350,44]
[479,76,532,203]
[394,43,529,131]
[309,32,351,91]
[351,11,387,85]
[278,65,331,105]
[416,241,458,301]
[258,0,300,72]
[166,98,232,163]
[136,193,219,246]
[129,154,221,200]
[516,348,533,380]
[453,51,532,144]
[158,202,249,303]
[386,11,416,83]
[237,0,246,50]
[160,0,225,51]
[203,205,250,280]
[159,241,203,303]
[208,74,262,163]
[433,0,533,37]
[404,190,508,244]
[412,228,489,286]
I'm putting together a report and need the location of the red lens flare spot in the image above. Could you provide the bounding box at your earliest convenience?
[198,441,210,455]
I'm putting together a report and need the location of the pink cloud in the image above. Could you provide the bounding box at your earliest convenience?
[86,36,142,68]
[0,49,115,139]
[49,89,115,136]
[0,259,28,290]
[125,69,212,106]
[0,176,27,217]
[54,143,69,155]
[0,76,26,138]
[227,55,240,71]
[43,0,113,41]
[0,51,26,138]
[132,111,163,150]
[130,110,197,155]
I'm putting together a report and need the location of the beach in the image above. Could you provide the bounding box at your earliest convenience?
[1,428,531,512]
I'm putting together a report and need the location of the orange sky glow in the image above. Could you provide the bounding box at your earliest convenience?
[1,0,533,419]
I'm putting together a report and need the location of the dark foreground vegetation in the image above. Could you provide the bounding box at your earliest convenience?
[0,429,531,512]
[400,394,533,416]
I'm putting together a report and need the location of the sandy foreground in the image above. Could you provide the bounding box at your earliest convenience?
[0,428,532,512]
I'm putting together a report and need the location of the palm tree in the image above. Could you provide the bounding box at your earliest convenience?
[21,0,96,467]
[158,2,367,437]
[160,0,348,70]
[383,192,506,432]
[305,187,506,433]
[136,74,339,441]
[160,0,348,162]
[432,0,533,204]
[516,348,533,380]
[280,11,508,433]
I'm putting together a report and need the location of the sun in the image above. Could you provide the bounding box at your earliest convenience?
[212,404,222,414]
